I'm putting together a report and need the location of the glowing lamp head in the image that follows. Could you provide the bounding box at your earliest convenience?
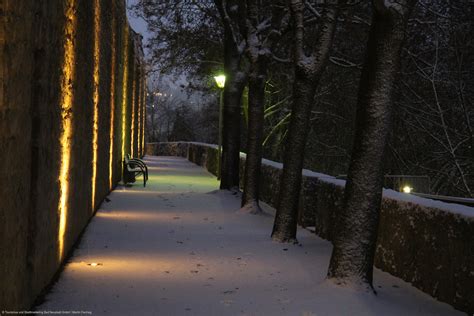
[402,186,413,194]
[87,262,102,267]
[214,75,226,89]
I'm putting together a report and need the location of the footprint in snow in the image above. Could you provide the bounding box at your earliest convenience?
[222,290,235,295]
[278,299,291,304]
[220,300,234,306]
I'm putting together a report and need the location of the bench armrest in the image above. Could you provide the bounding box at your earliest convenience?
[129,158,148,180]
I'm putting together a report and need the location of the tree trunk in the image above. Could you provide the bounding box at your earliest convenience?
[215,0,246,191]
[271,76,316,241]
[327,0,417,290]
[241,65,266,212]
[240,0,284,211]
[220,67,245,190]
[271,1,339,242]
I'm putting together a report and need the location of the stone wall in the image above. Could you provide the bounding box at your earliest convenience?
[146,142,474,314]
[0,0,146,310]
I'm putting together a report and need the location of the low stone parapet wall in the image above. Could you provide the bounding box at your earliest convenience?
[146,142,474,314]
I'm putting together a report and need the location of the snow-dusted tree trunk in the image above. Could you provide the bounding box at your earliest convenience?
[215,0,247,190]
[241,65,266,211]
[241,0,285,212]
[327,0,417,290]
[220,60,246,190]
[272,0,339,242]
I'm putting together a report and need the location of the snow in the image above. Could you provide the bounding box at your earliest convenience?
[382,189,474,218]
[37,156,463,315]
[188,142,473,218]
[189,141,218,149]
[374,0,405,14]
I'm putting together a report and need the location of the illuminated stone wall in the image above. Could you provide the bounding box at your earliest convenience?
[0,0,35,310]
[0,0,146,310]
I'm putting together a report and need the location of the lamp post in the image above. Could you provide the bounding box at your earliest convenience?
[214,75,226,180]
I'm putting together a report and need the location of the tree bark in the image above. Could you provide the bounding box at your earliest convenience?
[271,76,316,241]
[241,64,266,211]
[327,0,417,290]
[272,0,339,242]
[215,0,247,191]
[220,62,246,190]
[240,0,284,212]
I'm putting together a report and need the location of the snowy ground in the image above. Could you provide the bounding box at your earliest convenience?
[37,156,463,316]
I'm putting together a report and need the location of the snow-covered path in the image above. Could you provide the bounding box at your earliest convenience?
[38,156,462,316]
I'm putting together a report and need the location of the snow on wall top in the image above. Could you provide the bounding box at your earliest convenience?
[158,142,474,219]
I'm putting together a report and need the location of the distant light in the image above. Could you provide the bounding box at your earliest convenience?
[403,186,413,194]
[214,75,226,89]
[87,262,102,267]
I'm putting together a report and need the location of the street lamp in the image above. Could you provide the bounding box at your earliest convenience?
[214,75,226,179]
[214,75,226,89]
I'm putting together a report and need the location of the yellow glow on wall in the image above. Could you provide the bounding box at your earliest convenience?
[130,75,136,157]
[108,9,116,190]
[91,0,101,210]
[58,0,77,262]
[137,74,141,157]
[121,27,129,167]
[142,77,146,156]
